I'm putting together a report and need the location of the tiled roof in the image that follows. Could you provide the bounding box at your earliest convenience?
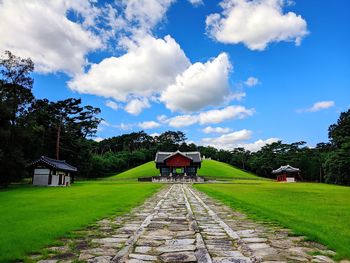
[27,156,77,172]
[272,165,300,174]
[155,151,201,163]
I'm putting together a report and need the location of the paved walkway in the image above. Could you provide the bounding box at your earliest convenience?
[36,184,337,263]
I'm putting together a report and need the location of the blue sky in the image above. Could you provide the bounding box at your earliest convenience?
[1,0,349,151]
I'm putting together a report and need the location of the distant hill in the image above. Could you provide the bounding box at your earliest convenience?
[108,159,260,181]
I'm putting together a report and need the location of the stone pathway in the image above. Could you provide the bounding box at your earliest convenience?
[33,184,339,263]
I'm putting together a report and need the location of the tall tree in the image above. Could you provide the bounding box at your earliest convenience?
[0,51,34,187]
[324,109,350,185]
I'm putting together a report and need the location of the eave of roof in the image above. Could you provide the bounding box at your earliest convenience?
[27,156,77,172]
[155,151,201,163]
[272,164,300,174]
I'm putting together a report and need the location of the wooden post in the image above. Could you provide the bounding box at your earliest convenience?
[56,116,62,160]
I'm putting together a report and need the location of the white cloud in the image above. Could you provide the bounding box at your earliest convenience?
[100,120,111,127]
[122,0,176,33]
[0,0,103,75]
[138,121,161,129]
[202,129,252,148]
[237,138,279,152]
[198,105,255,124]
[245,77,259,87]
[150,132,160,137]
[304,101,335,112]
[94,137,104,142]
[105,100,119,111]
[100,120,133,131]
[188,0,204,7]
[203,126,232,134]
[118,123,134,131]
[157,114,168,123]
[164,105,255,127]
[206,0,308,50]
[202,130,279,151]
[69,34,190,103]
[167,115,199,128]
[160,53,232,112]
[124,98,151,115]
[69,34,240,115]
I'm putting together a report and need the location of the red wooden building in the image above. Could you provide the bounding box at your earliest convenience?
[272,165,300,182]
[155,151,201,177]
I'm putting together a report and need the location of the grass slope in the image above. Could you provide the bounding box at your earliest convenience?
[0,181,161,262]
[198,159,260,180]
[195,181,350,259]
[108,161,159,180]
[109,159,259,180]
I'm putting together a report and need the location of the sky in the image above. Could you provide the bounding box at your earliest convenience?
[0,0,349,151]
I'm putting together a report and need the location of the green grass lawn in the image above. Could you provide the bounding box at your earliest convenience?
[198,159,260,180]
[108,161,159,180]
[0,181,162,262]
[108,159,260,180]
[194,180,350,259]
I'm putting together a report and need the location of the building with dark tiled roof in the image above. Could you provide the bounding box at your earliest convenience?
[27,156,77,186]
[272,164,300,182]
[155,150,201,177]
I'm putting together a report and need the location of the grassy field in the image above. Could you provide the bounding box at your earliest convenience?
[108,161,159,180]
[198,159,260,180]
[194,180,350,259]
[109,159,259,180]
[0,181,162,262]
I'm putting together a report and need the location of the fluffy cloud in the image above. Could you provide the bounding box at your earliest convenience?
[202,129,252,148]
[245,77,259,87]
[0,0,103,74]
[305,101,335,112]
[100,120,133,131]
[69,34,190,102]
[163,105,255,127]
[69,35,237,115]
[166,115,199,128]
[206,0,308,50]
[105,100,119,111]
[202,131,278,151]
[203,126,231,134]
[123,0,176,33]
[138,121,161,129]
[94,137,105,142]
[198,105,254,124]
[160,53,232,112]
[237,138,279,152]
[188,0,204,6]
[124,98,151,115]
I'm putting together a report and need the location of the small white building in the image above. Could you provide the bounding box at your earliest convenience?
[28,156,77,186]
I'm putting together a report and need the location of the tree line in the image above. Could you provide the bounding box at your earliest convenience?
[89,111,350,186]
[1,51,349,186]
[0,51,101,187]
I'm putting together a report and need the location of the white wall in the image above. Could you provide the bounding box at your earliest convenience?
[34,168,50,175]
[32,169,71,186]
[33,174,49,186]
[65,176,71,186]
[286,177,295,182]
[51,175,59,186]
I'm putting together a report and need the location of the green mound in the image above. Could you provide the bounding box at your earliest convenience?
[198,159,260,180]
[108,161,159,180]
[108,159,260,180]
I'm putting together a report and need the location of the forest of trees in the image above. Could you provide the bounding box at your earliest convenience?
[0,51,101,186]
[1,51,349,187]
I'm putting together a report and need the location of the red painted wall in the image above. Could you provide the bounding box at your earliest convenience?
[166,154,191,167]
